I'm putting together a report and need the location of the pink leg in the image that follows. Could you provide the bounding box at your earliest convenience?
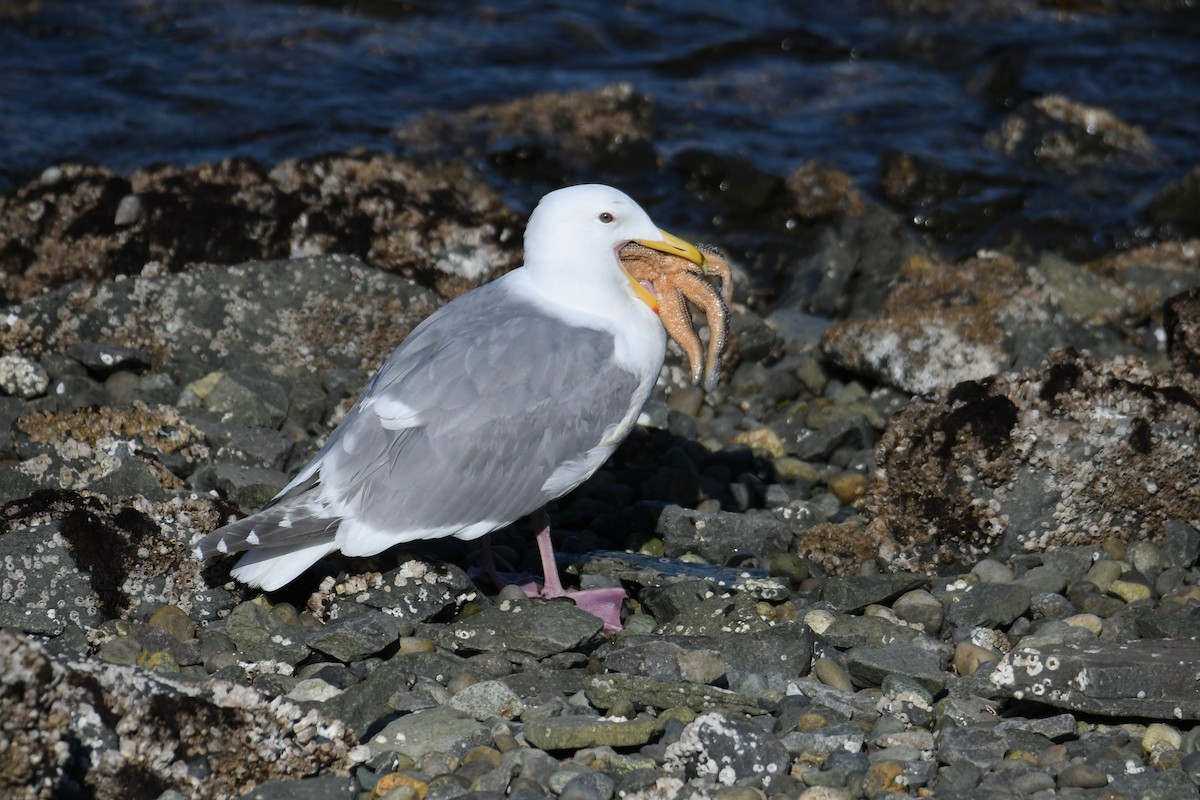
[523,506,626,632]
[532,507,566,597]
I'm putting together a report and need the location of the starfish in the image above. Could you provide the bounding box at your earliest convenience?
[620,241,733,392]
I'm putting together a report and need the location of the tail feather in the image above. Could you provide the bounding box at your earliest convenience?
[194,502,343,590]
[229,538,341,591]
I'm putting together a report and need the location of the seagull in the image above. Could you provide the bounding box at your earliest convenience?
[193,184,708,629]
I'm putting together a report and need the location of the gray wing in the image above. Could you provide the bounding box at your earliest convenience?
[199,279,643,559]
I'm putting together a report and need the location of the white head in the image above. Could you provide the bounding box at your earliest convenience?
[522,184,702,314]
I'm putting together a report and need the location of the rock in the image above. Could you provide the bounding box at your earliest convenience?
[64,341,150,376]
[585,674,761,716]
[943,583,1034,631]
[0,156,518,303]
[190,463,291,512]
[419,597,602,659]
[224,601,311,665]
[664,712,791,791]
[604,619,812,693]
[989,639,1200,719]
[0,629,355,800]
[0,354,48,398]
[818,614,920,650]
[447,680,524,721]
[0,490,231,636]
[936,726,1008,770]
[524,713,672,751]
[1056,762,1110,789]
[891,589,944,633]
[397,83,655,187]
[580,552,791,603]
[235,776,357,800]
[306,608,402,663]
[845,644,946,694]
[655,505,791,565]
[195,370,290,429]
[822,573,928,614]
[367,706,491,759]
[354,559,480,622]
[997,93,1156,170]
[865,351,1200,573]
[1160,520,1200,569]
[777,412,876,462]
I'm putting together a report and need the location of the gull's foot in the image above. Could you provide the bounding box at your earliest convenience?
[518,581,626,632]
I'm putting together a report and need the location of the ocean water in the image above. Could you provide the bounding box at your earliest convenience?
[2,0,1198,254]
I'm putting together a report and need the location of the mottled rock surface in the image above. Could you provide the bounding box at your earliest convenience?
[0,629,356,800]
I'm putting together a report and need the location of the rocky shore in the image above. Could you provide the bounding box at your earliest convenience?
[4,81,1200,800]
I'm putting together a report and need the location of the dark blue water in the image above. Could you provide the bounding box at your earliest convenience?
[2,0,1198,252]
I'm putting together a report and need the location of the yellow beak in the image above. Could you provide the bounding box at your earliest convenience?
[632,229,705,265]
[623,228,705,313]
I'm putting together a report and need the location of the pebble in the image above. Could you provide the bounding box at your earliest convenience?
[953,642,999,676]
[1056,762,1110,789]
[890,589,944,633]
[1109,578,1152,603]
[812,657,855,692]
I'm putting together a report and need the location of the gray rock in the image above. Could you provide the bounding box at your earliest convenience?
[189,463,290,512]
[524,713,667,751]
[603,638,709,683]
[223,601,311,665]
[891,589,945,633]
[845,644,946,693]
[235,776,357,800]
[1056,762,1110,789]
[356,559,479,622]
[1027,592,1076,623]
[780,722,867,759]
[447,679,524,721]
[419,597,602,658]
[199,420,295,471]
[197,370,290,430]
[86,457,171,502]
[989,639,1200,719]
[822,573,928,613]
[943,583,1033,631]
[0,522,107,636]
[581,551,790,602]
[305,659,420,738]
[664,711,790,790]
[818,614,922,650]
[7,256,441,381]
[65,342,150,376]
[1161,520,1200,569]
[934,759,983,794]
[306,608,402,662]
[585,674,761,716]
[936,725,1008,770]
[559,772,616,800]
[40,373,108,410]
[0,629,354,799]
[778,412,876,462]
[367,705,491,759]
[605,619,812,693]
[642,584,772,636]
[655,505,791,565]
[995,713,1076,740]
[1019,566,1068,595]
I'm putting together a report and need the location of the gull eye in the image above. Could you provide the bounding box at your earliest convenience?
[598,212,615,224]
